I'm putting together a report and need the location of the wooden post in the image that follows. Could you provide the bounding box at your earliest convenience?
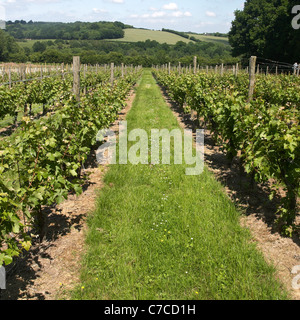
[168,62,171,75]
[178,62,181,75]
[121,63,124,78]
[83,64,86,78]
[235,63,239,77]
[248,56,257,102]
[221,63,224,76]
[83,64,87,95]
[73,56,81,101]
[110,62,114,85]
[193,56,197,74]
[61,63,64,79]
[9,67,11,89]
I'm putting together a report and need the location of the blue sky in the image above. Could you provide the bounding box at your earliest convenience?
[0,0,246,33]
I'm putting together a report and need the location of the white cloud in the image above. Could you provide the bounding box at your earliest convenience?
[171,11,183,17]
[163,3,178,11]
[92,8,108,14]
[170,11,192,18]
[206,11,216,17]
[152,11,166,18]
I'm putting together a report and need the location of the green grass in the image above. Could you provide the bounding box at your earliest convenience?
[112,28,193,45]
[71,69,288,300]
[16,39,56,49]
[16,30,229,47]
[187,33,230,46]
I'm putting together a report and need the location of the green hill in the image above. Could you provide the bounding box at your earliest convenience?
[6,20,230,47]
[112,28,230,46]
[112,28,193,45]
[187,33,230,46]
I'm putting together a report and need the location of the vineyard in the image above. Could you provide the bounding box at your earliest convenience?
[153,65,300,236]
[0,59,299,300]
[0,59,141,267]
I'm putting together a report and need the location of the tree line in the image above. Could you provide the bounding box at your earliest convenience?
[0,30,239,67]
[229,0,300,63]
[5,21,131,41]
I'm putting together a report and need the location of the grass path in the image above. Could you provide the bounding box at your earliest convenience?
[71,70,288,300]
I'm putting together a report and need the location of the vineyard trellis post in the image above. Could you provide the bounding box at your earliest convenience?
[111,62,114,85]
[61,63,64,80]
[8,67,11,89]
[248,56,257,102]
[235,63,239,77]
[73,56,81,101]
[193,56,197,74]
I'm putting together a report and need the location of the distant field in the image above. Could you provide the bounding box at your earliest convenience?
[112,28,193,45]
[15,29,230,48]
[187,33,230,46]
[16,39,49,48]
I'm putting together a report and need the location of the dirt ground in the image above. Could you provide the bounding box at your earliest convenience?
[1,78,300,300]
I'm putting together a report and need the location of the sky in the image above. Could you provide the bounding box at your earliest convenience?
[0,0,246,33]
